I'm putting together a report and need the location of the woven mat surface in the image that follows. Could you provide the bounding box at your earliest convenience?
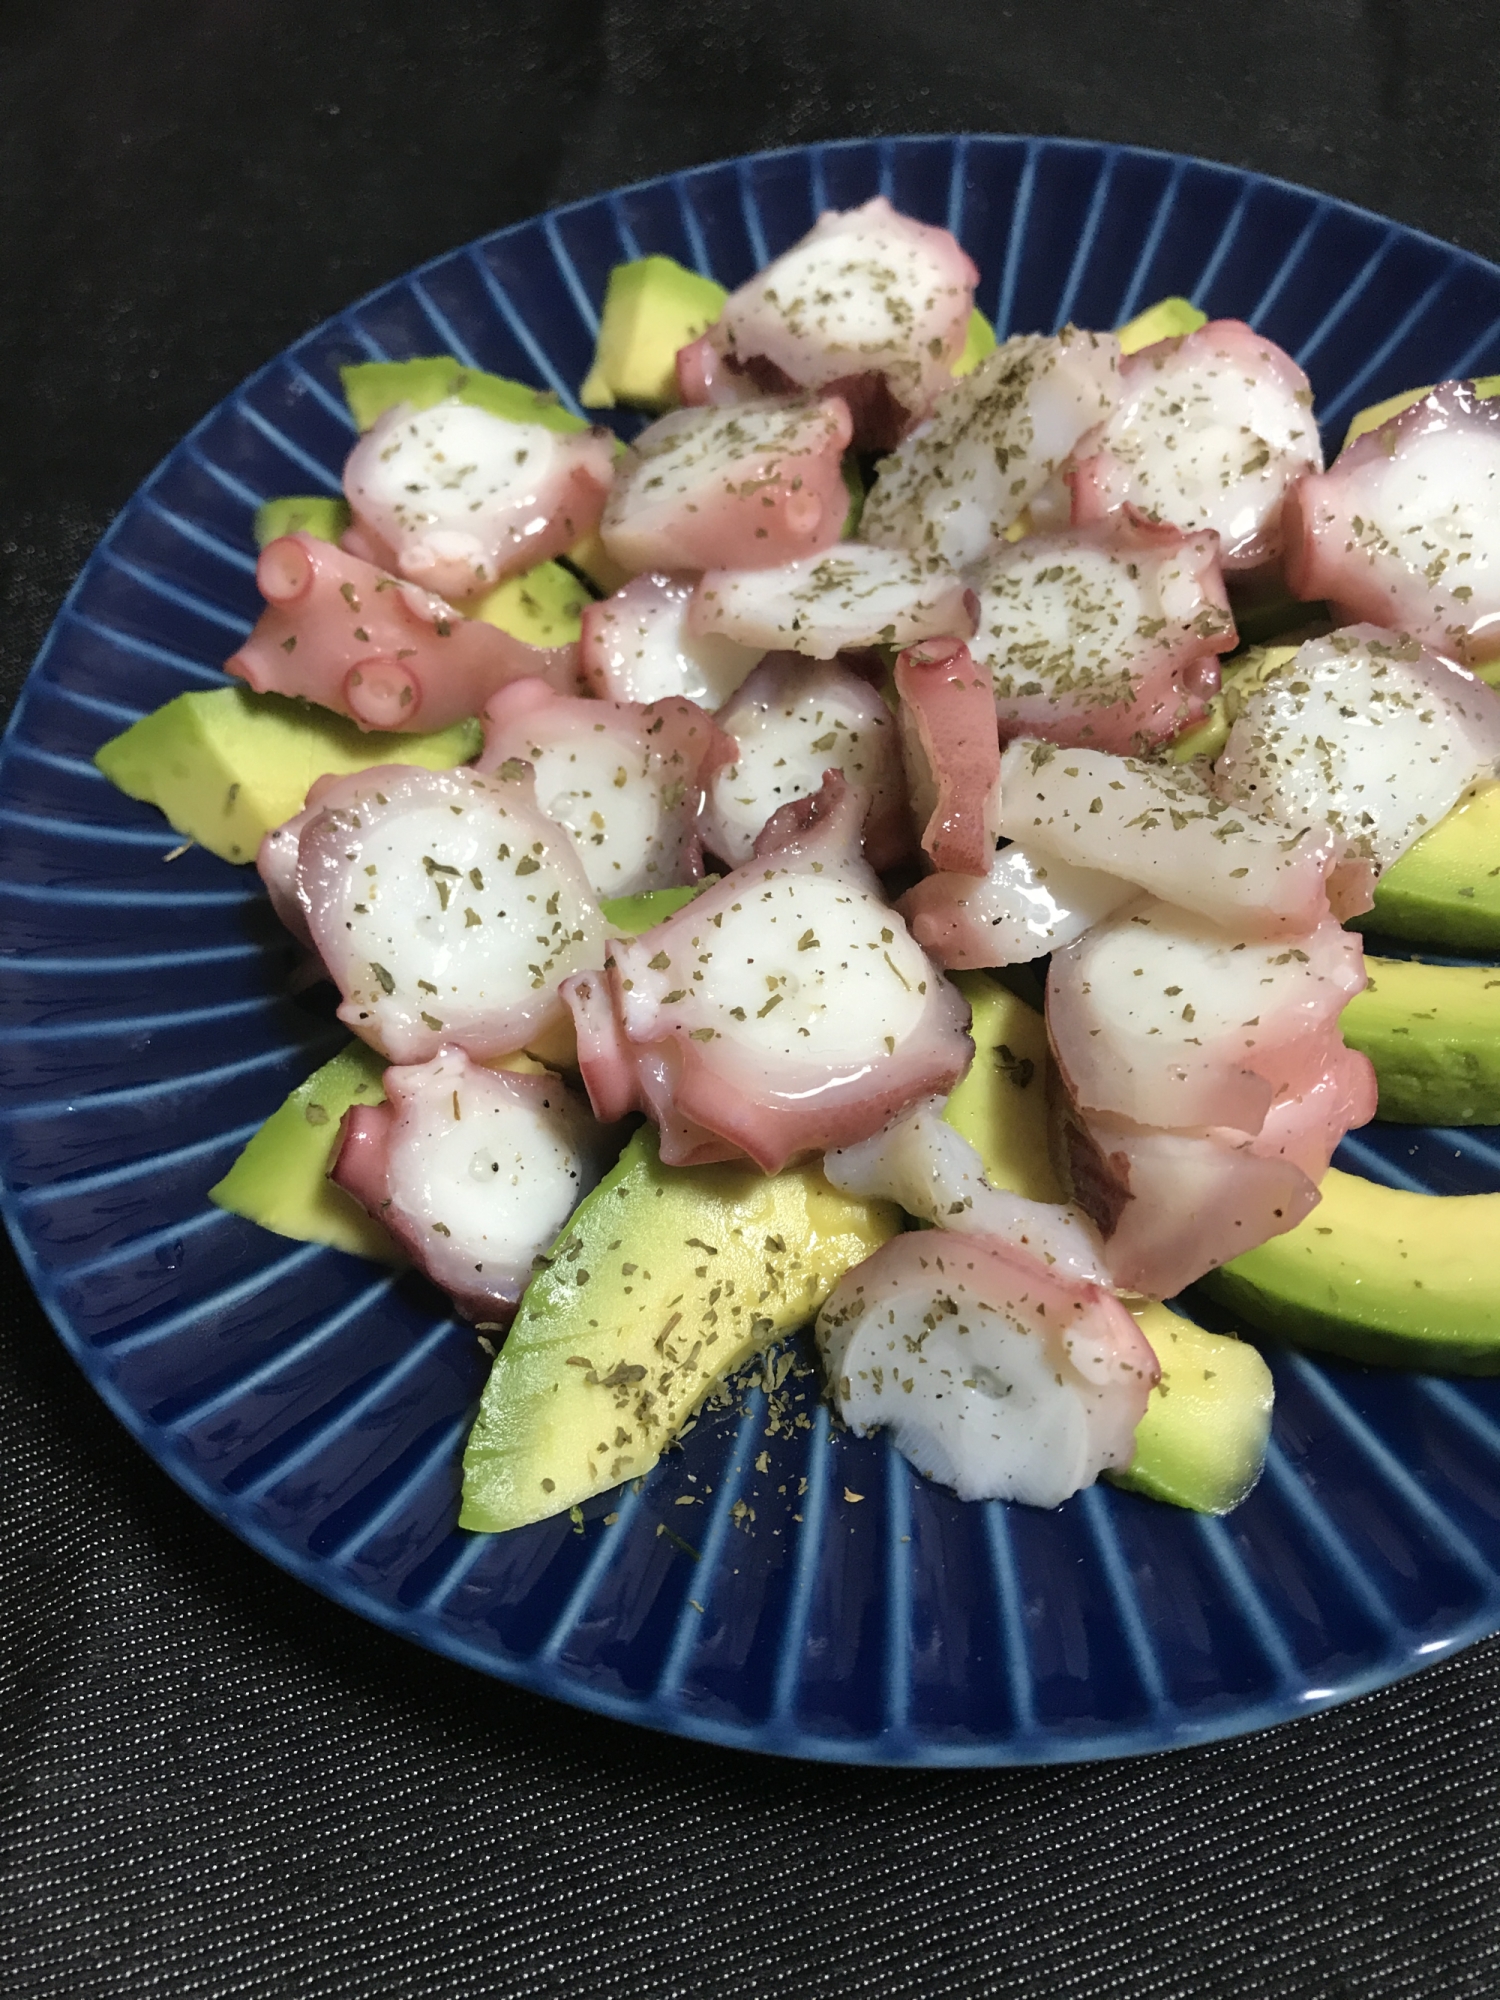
[3,4,1500,1993]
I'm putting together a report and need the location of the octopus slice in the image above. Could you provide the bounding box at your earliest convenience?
[701,653,910,870]
[1213,624,1500,869]
[227,533,580,732]
[476,678,732,898]
[1046,897,1367,1136]
[1070,319,1321,570]
[861,328,1122,571]
[295,761,606,1064]
[967,520,1234,753]
[343,398,616,600]
[894,638,1002,876]
[1283,383,1500,665]
[1254,1036,1378,1182]
[1056,1100,1321,1302]
[331,1048,608,1323]
[691,544,973,657]
[561,773,973,1173]
[599,394,852,575]
[897,841,1138,970]
[578,571,762,708]
[816,1231,1157,1507]
[824,1096,1110,1286]
[680,197,978,450]
[996,738,1339,938]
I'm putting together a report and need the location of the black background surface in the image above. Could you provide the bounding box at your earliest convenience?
[3,3,1500,1994]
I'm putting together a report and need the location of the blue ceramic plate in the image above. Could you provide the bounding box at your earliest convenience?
[5,135,1500,1767]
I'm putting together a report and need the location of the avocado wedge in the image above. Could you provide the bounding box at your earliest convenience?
[469,560,591,647]
[578,256,729,411]
[1365,780,1500,951]
[1116,296,1207,354]
[941,971,1061,1200]
[1341,955,1500,1124]
[1205,1167,1500,1372]
[94,687,481,863]
[208,1041,399,1261]
[1107,1301,1274,1513]
[252,495,352,549]
[339,356,591,436]
[459,1123,900,1532]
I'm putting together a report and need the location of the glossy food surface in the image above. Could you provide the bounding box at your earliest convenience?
[5,136,1500,1764]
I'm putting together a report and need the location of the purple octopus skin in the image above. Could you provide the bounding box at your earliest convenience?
[690,544,975,658]
[599,395,853,576]
[898,842,1138,971]
[1046,897,1369,1140]
[578,571,762,709]
[893,637,1002,877]
[332,1048,608,1324]
[226,533,581,732]
[1284,383,1500,666]
[860,327,1123,573]
[993,738,1344,939]
[1069,319,1321,571]
[966,516,1234,754]
[816,1230,1156,1508]
[675,197,979,452]
[561,771,973,1174]
[1057,1036,1375,1300]
[343,398,616,601]
[701,652,912,871]
[293,760,606,1065]
[475,677,735,899]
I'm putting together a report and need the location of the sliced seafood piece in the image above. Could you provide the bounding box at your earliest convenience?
[680,196,978,449]
[1056,1101,1321,1301]
[1070,319,1320,570]
[295,761,606,1063]
[344,398,615,599]
[562,773,972,1173]
[691,544,973,656]
[578,571,761,708]
[894,637,1002,875]
[996,738,1338,937]
[1213,624,1500,869]
[332,1048,608,1322]
[599,394,852,574]
[1046,898,1367,1135]
[817,1231,1157,1506]
[476,678,732,897]
[1283,382,1500,664]
[897,840,1138,969]
[967,520,1233,753]
[861,327,1122,570]
[702,653,909,869]
[228,534,580,731]
[824,1096,1110,1285]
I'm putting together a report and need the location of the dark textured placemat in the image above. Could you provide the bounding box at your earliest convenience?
[4,3,1500,1994]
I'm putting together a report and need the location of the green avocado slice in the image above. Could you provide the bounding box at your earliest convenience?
[941,971,1060,1201]
[469,559,591,647]
[952,307,997,378]
[207,1042,399,1262]
[459,1123,900,1533]
[1364,780,1500,951]
[578,256,730,412]
[1205,1167,1500,1373]
[1107,1302,1274,1513]
[95,687,481,864]
[252,495,352,548]
[339,356,590,436]
[1116,295,1207,354]
[1342,955,1500,1124]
